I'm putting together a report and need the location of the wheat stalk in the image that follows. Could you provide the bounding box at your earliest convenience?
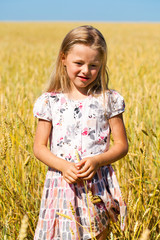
[56,212,72,220]
[110,231,114,240]
[139,229,150,240]
[18,215,29,240]
[75,149,96,239]
[133,221,139,236]
[56,212,92,235]
[69,201,81,239]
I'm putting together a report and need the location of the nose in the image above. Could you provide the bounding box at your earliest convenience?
[82,65,90,75]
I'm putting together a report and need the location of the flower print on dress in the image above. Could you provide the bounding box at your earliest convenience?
[50,94,60,103]
[66,122,81,138]
[89,103,98,110]
[73,106,82,119]
[82,127,89,136]
[88,129,96,140]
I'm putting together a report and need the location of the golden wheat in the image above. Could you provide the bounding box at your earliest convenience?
[139,229,150,240]
[0,22,160,240]
[18,215,29,240]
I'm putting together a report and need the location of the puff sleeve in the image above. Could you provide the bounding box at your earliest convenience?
[107,90,125,119]
[33,92,52,121]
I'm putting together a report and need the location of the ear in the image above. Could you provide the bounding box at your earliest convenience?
[61,53,66,66]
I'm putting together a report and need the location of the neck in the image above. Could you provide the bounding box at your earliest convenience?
[67,91,90,100]
[66,83,89,100]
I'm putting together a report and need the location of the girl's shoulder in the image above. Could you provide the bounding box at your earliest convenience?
[37,91,61,98]
[33,91,61,121]
[95,89,124,102]
[35,91,63,103]
[103,89,125,119]
[105,89,123,97]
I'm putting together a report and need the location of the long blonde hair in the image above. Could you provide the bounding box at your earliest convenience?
[46,25,109,95]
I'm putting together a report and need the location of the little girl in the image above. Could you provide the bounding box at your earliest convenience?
[33,25,128,240]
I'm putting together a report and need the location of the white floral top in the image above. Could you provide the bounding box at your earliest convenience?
[33,90,125,161]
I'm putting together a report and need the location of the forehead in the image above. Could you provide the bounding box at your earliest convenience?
[66,44,101,61]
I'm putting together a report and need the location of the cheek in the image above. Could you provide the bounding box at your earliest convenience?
[92,69,100,78]
[66,63,75,71]
[66,65,72,74]
[70,66,79,75]
[66,66,79,79]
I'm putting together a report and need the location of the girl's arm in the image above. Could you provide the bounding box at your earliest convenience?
[33,119,79,184]
[76,113,128,180]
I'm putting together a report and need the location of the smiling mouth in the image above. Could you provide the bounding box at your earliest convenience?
[78,76,90,81]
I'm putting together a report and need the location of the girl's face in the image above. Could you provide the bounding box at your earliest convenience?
[62,44,101,94]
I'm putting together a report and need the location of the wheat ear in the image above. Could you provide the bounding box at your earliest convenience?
[18,215,29,240]
[139,229,150,240]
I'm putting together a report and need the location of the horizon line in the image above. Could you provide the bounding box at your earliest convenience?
[0,20,160,23]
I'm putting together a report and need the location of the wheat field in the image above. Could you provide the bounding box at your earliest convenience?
[0,22,160,240]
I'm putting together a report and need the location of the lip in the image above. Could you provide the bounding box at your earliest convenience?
[78,76,90,82]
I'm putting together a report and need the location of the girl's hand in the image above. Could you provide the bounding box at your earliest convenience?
[62,162,80,184]
[76,157,99,181]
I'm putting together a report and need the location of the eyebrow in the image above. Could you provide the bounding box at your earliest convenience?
[74,58,101,63]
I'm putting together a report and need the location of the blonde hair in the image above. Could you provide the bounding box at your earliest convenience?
[46,25,109,95]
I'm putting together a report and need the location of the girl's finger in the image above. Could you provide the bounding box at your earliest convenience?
[77,164,89,174]
[77,167,92,178]
[81,172,95,181]
[64,175,76,184]
[67,171,78,180]
[70,167,78,175]
[76,159,86,168]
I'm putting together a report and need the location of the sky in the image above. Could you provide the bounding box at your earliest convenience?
[0,0,160,22]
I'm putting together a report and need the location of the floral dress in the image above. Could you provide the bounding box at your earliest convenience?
[33,90,127,240]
